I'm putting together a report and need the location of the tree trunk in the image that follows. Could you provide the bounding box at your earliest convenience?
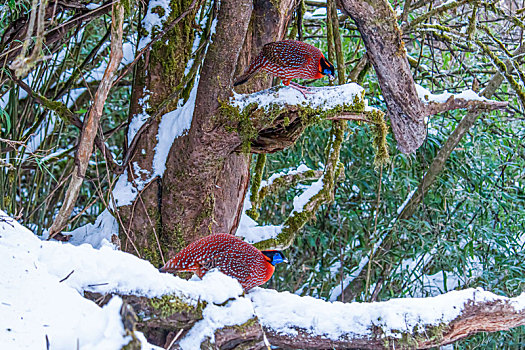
[119,0,297,265]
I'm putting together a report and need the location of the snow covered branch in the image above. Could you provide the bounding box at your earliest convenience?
[417,86,509,116]
[254,288,525,349]
[227,83,380,154]
[2,211,525,349]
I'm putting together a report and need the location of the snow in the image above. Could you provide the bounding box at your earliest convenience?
[0,210,251,349]
[138,0,172,50]
[304,8,327,20]
[252,287,525,340]
[0,214,129,349]
[303,7,342,20]
[2,210,525,348]
[292,175,324,213]
[112,170,139,207]
[415,84,489,104]
[266,163,311,187]
[231,83,365,113]
[153,76,199,177]
[397,188,417,215]
[179,298,254,349]
[62,209,119,249]
[236,192,284,243]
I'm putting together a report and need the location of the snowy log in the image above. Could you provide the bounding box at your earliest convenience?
[2,211,525,349]
[252,288,525,349]
[86,287,525,349]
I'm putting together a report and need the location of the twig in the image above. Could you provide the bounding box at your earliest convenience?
[59,270,75,283]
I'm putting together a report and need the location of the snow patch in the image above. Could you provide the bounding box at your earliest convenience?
[415,84,488,104]
[153,76,198,177]
[63,209,119,249]
[231,83,365,113]
[138,0,172,50]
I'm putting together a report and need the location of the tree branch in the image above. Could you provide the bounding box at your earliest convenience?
[227,84,375,154]
[47,0,124,239]
[338,0,427,154]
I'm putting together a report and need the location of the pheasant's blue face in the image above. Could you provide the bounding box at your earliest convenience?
[320,56,336,80]
[262,251,288,266]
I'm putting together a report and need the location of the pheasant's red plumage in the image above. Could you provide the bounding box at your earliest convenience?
[234,40,335,96]
[160,233,278,291]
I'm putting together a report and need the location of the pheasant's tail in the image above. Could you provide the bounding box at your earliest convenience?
[233,71,257,86]
[233,56,264,86]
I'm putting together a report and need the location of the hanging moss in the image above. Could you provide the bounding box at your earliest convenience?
[368,109,390,168]
[247,154,266,220]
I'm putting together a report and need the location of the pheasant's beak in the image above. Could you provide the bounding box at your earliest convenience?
[283,258,289,264]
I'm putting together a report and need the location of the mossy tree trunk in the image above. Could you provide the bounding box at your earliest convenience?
[119,0,298,265]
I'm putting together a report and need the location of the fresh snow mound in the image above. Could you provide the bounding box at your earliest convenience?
[2,210,524,348]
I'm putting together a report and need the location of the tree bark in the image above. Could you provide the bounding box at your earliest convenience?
[338,0,427,154]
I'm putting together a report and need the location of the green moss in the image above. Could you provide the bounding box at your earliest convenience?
[248,154,266,220]
[232,317,258,332]
[36,93,75,125]
[136,207,163,267]
[194,193,215,235]
[219,101,260,153]
[380,322,450,349]
[147,0,197,100]
[149,294,205,319]
[368,109,390,168]
[121,0,134,16]
[172,223,187,253]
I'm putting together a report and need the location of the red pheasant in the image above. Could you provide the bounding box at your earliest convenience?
[234,40,335,97]
[160,233,287,291]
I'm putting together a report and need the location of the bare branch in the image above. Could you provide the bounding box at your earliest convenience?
[423,95,508,116]
[338,0,427,154]
[47,0,124,239]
